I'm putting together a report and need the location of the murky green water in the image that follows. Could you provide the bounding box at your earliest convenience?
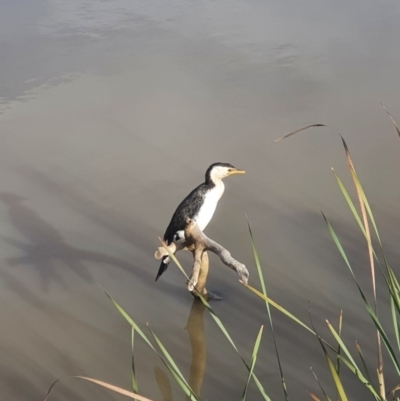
[1,1,400,400]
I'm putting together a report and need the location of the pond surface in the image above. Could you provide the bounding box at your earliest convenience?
[1,1,400,400]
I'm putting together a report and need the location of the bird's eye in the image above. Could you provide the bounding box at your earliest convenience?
[228,169,233,172]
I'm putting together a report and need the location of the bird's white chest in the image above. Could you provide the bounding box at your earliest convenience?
[195,181,225,231]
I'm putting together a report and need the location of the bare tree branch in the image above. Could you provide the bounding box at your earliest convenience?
[155,218,249,300]
[183,217,249,291]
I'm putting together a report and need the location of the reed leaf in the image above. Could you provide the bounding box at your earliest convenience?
[326,320,382,399]
[44,376,155,401]
[247,217,289,400]
[355,340,372,385]
[391,296,400,352]
[310,368,334,401]
[380,102,400,138]
[310,312,348,401]
[335,311,343,377]
[245,283,315,335]
[131,328,139,396]
[322,216,400,377]
[274,124,326,142]
[241,325,264,401]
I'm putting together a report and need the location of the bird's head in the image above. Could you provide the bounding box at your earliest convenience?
[205,162,245,184]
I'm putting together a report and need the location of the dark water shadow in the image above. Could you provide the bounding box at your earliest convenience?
[15,166,192,297]
[0,191,146,291]
[18,166,156,253]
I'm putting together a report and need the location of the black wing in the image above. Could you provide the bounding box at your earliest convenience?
[163,183,209,244]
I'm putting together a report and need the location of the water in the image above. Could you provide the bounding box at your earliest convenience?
[1,1,400,400]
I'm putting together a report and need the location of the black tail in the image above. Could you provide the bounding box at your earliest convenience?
[155,256,169,281]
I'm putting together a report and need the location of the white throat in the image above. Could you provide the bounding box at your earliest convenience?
[210,167,228,183]
[195,180,225,231]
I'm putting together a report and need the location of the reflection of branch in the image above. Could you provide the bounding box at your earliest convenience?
[185,299,207,400]
[183,218,249,292]
[154,367,173,401]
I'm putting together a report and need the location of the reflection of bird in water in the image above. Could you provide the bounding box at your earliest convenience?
[154,299,207,401]
[156,163,245,281]
[185,299,207,400]
[0,192,135,291]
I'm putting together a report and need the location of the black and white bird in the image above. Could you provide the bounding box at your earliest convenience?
[156,162,245,281]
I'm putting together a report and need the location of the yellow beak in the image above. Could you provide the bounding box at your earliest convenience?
[228,169,246,175]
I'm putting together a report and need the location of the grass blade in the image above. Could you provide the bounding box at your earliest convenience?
[380,102,400,138]
[44,376,155,401]
[336,356,383,401]
[340,136,377,308]
[332,168,389,278]
[326,320,358,371]
[363,296,400,376]
[325,354,348,401]
[326,320,382,399]
[104,290,155,350]
[340,136,388,396]
[247,218,289,400]
[391,296,400,352]
[245,283,315,335]
[131,328,139,396]
[339,136,380,240]
[241,325,264,401]
[310,311,348,401]
[323,215,400,377]
[333,147,400,397]
[335,311,343,377]
[355,340,372,385]
[274,123,326,142]
[332,168,395,291]
[310,368,334,401]
[331,170,366,238]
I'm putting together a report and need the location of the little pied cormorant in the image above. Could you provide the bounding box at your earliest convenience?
[156,162,245,281]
